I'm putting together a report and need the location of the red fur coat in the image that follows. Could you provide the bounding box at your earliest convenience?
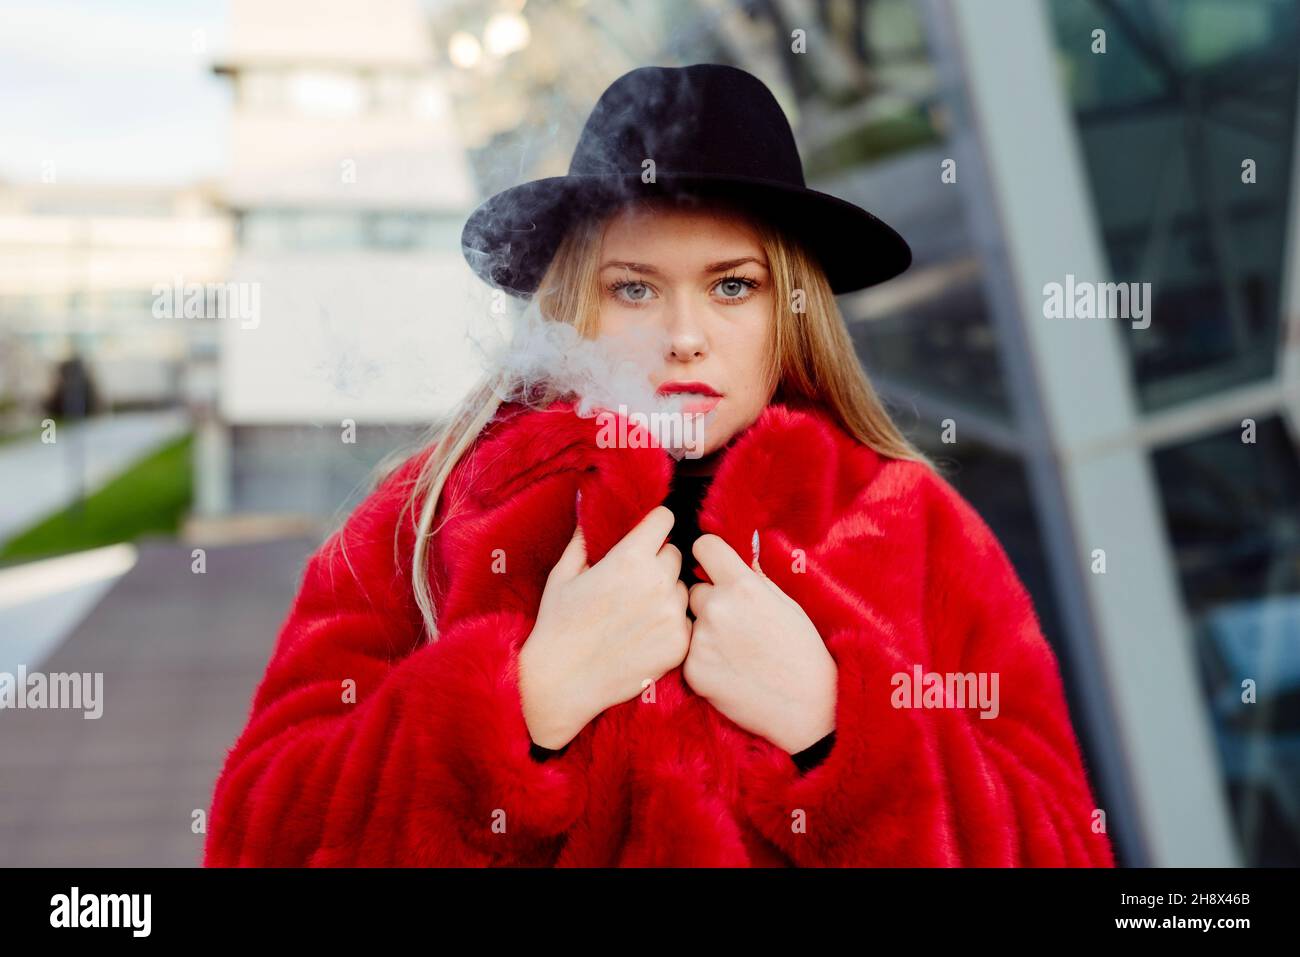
[204,398,1116,867]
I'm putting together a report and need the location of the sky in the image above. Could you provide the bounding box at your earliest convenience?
[0,0,233,185]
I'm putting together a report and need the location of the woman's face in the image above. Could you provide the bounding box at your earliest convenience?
[594,202,777,456]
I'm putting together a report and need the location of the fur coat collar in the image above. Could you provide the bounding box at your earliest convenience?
[205,397,1116,867]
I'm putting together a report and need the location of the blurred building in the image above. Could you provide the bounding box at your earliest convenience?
[201,0,488,521]
[1037,0,1300,868]
[0,181,231,425]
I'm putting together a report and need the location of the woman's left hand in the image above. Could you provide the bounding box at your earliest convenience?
[684,532,838,755]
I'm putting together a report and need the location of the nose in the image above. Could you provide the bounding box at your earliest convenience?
[664,299,707,362]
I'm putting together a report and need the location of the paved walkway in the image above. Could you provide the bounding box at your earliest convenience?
[0,535,315,867]
[0,544,139,676]
[0,409,191,544]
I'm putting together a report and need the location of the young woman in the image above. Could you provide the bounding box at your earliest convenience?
[205,64,1116,868]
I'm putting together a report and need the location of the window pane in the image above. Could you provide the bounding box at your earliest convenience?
[1047,0,1300,410]
[1151,415,1300,865]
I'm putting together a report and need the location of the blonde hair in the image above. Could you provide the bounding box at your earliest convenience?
[376,195,936,644]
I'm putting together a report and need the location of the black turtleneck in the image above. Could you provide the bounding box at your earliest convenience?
[663,467,714,591]
[528,463,836,772]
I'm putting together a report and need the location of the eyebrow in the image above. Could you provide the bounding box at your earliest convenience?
[598,256,768,275]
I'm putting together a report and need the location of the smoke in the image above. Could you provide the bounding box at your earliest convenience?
[470,297,716,460]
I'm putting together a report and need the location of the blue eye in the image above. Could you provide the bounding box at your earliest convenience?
[608,280,654,304]
[714,275,759,301]
[605,275,759,305]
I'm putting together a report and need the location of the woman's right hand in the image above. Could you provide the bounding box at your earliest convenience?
[519,504,690,750]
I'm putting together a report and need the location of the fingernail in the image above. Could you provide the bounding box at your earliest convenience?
[751,529,760,564]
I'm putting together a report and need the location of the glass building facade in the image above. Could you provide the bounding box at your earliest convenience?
[1047,0,1300,866]
[1049,0,1298,411]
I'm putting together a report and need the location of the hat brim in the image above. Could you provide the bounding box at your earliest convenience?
[461,172,911,298]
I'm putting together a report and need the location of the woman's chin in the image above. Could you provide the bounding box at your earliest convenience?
[683,415,738,459]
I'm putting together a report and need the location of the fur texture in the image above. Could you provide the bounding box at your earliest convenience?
[204,399,1116,867]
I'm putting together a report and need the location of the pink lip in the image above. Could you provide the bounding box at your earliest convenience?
[680,395,721,415]
[656,380,722,397]
[656,380,723,416]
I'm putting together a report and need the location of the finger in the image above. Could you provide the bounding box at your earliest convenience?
[688,580,714,615]
[749,529,780,588]
[676,579,689,613]
[550,521,589,581]
[609,504,676,559]
[658,541,683,579]
[691,533,749,586]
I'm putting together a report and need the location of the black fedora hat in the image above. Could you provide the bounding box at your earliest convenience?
[461,63,911,298]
